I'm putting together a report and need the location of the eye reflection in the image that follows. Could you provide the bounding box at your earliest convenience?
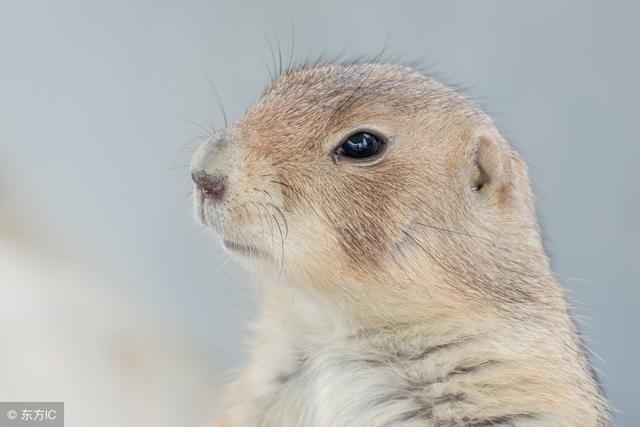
[335,132,385,160]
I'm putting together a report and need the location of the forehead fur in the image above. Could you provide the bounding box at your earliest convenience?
[254,63,484,130]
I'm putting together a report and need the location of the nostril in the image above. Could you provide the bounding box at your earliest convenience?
[191,171,227,200]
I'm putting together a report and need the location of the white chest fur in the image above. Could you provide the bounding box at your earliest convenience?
[250,333,433,426]
[243,288,451,427]
[233,286,552,427]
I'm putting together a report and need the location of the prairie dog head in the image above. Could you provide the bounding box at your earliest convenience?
[191,63,549,322]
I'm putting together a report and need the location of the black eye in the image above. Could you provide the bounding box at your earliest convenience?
[335,132,385,160]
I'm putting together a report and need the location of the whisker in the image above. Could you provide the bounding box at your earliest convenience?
[251,201,268,248]
[202,71,229,127]
[270,179,296,192]
[252,187,272,199]
[411,220,492,243]
[181,117,213,135]
[331,32,392,123]
[161,164,190,173]
[269,211,286,283]
[178,134,210,155]
[287,20,295,73]
[210,253,234,277]
[251,185,289,282]
[401,229,449,273]
[258,201,276,252]
[271,19,283,75]
[259,27,277,79]
[252,187,279,209]
[176,190,193,207]
[252,49,275,80]
[218,259,242,284]
[251,188,290,239]
[267,202,288,238]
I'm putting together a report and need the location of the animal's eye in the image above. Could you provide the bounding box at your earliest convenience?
[335,132,385,160]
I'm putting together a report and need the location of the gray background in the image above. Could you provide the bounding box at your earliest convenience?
[1,0,638,424]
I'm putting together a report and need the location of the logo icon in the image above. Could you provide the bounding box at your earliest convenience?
[6,409,17,420]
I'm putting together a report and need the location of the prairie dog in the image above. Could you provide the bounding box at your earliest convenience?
[190,63,609,426]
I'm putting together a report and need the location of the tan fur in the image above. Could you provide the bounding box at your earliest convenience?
[190,63,610,426]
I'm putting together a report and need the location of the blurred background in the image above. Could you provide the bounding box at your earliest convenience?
[1,0,638,425]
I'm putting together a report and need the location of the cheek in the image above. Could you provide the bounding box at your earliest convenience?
[279,155,420,276]
[324,172,410,271]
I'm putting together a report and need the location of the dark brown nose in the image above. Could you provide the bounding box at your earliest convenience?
[191,171,227,200]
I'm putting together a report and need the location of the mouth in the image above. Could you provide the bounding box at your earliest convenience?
[223,239,267,258]
[194,191,270,260]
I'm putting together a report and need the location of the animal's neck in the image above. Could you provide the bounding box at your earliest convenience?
[245,278,605,426]
[259,279,498,366]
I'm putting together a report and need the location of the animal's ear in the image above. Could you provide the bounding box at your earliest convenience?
[468,129,511,202]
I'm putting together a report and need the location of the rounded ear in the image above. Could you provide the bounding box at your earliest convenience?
[468,128,511,203]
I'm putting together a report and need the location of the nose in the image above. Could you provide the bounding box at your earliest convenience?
[191,170,227,201]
